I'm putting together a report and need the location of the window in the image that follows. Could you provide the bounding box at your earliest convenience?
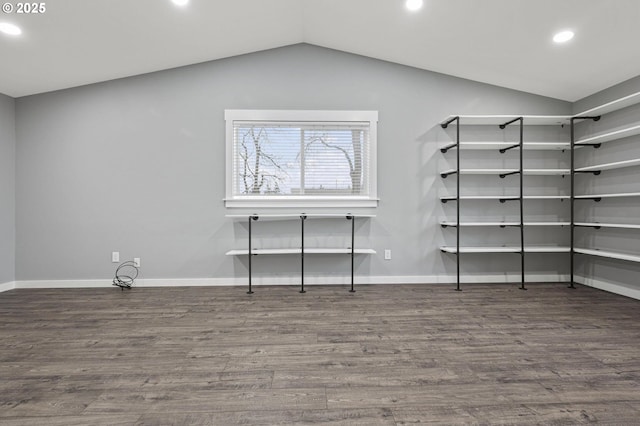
[225,110,378,209]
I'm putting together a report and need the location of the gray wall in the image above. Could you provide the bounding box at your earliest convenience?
[573,74,640,115]
[15,44,572,282]
[0,94,16,284]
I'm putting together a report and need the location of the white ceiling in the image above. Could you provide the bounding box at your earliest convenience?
[1,0,639,100]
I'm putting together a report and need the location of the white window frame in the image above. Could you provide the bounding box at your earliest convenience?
[224,109,378,209]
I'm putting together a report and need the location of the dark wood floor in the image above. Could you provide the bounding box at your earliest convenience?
[1,283,640,425]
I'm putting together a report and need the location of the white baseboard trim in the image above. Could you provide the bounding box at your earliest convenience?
[6,275,638,301]
[11,273,568,290]
[0,281,16,293]
[14,278,244,289]
[361,274,569,285]
[574,275,640,301]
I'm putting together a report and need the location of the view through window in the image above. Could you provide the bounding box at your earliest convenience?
[225,110,378,208]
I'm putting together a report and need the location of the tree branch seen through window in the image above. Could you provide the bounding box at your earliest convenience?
[236,125,367,196]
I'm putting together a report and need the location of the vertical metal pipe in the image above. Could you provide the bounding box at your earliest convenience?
[569,118,576,289]
[300,129,305,193]
[350,216,356,293]
[519,119,526,290]
[456,118,461,291]
[247,215,254,294]
[300,215,306,293]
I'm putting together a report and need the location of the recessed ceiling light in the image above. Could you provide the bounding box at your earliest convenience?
[172,0,189,6]
[0,22,21,36]
[406,0,423,12]
[553,30,574,43]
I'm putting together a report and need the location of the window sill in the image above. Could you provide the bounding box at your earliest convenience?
[224,197,379,209]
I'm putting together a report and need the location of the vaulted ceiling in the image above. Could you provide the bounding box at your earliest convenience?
[1,0,639,100]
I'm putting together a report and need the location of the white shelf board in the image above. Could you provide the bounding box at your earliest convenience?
[575,248,640,263]
[440,246,570,254]
[225,213,375,219]
[441,221,570,227]
[576,91,640,116]
[575,222,640,230]
[440,92,640,133]
[520,169,569,175]
[440,195,516,201]
[575,158,640,172]
[575,192,640,200]
[575,124,640,146]
[440,195,569,201]
[226,248,376,256]
[440,168,569,176]
[441,115,571,126]
[440,141,569,151]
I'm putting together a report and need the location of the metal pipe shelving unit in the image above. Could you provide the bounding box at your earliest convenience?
[440,115,527,290]
[226,214,375,294]
[571,108,640,285]
[439,115,571,291]
[438,91,640,293]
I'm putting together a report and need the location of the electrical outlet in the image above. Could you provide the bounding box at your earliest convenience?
[384,249,391,260]
[112,251,120,263]
[133,258,140,268]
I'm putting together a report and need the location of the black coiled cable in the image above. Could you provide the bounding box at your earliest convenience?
[112,261,139,290]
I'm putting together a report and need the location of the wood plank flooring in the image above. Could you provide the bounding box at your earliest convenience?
[1,283,639,425]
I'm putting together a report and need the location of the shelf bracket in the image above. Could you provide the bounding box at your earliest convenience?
[441,116,459,129]
[498,117,523,129]
[499,171,520,178]
[577,224,603,229]
[580,143,602,149]
[440,143,457,153]
[499,143,520,154]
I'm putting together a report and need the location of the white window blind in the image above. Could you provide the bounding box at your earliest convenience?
[225,110,378,209]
